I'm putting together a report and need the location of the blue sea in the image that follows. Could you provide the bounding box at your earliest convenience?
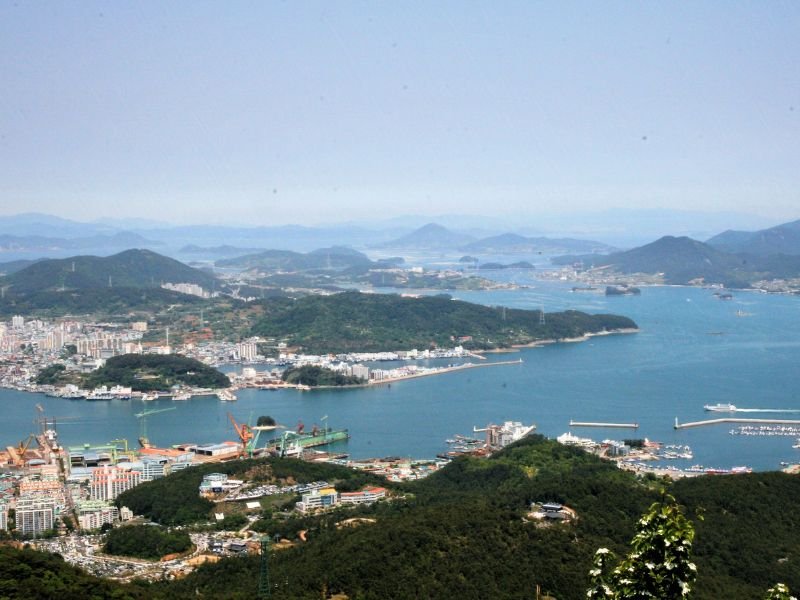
[2,277,799,471]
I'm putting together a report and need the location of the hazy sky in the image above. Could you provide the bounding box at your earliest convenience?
[1,2,798,226]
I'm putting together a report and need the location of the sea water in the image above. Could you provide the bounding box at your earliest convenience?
[2,280,799,471]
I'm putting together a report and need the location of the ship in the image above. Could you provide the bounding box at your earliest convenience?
[217,389,237,402]
[704,403,737,412]
[267,425,350,457]
[173,391,191,401]
[86,387,114,401]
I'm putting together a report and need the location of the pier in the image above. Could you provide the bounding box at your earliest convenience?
[569,420,639,429]
[674,417,800,430]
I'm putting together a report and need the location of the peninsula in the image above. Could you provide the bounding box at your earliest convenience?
[251,291,637,354]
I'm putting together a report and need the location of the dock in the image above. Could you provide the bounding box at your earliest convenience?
[675,417,800,430]
[569,420,639,429]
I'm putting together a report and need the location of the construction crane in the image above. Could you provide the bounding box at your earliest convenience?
[135,407,177,449]
[7,434,37,467]
[228,412,254,458]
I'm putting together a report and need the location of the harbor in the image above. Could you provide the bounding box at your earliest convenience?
[674,417,800,430]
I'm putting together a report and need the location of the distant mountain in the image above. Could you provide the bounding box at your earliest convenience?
[375,223,477,250]
[0,258,46,276]
[0,212,117,238]
[460,233,615,254]
[0,231,160,252]
[179,244,265,257]
[582,236,748,285]
[559,236,800,286]
[707,219,800,256]
[1,249,217,294]
[216,246,373,271]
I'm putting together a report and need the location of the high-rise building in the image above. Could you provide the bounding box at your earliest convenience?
[89,466,141,501]
[16,496,56,536]
[0,501,7,531]
[11,315,24,330]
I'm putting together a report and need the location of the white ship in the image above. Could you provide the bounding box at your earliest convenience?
[217,388,237,402]
[704,403,737,412]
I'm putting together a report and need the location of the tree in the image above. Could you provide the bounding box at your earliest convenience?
[588,493,697,599]
[765,584,797,600]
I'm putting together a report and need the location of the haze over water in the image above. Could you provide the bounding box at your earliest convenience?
[2,278,799,471]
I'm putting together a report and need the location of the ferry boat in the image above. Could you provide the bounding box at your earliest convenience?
[173,391,191,401]
[86,387,114,401]
[140,392,159,402]
[217,389,237,402]
[704,403,737,412]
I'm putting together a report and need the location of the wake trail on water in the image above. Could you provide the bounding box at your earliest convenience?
[733,408,800,413]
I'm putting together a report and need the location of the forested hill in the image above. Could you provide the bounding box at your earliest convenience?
[251,291,636,353]
[0,249,217,294]
[83,354,230,391]
[215,246,373,271]
[554,235,800,286]
[4,435,800,599]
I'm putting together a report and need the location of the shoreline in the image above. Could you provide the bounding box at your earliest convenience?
[306,359,524,390]
[476,327,640,354]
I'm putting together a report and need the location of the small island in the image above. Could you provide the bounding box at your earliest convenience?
[84,354,230,392]
[282,365,366,387]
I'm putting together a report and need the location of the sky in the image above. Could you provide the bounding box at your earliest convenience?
[1,2,799,227]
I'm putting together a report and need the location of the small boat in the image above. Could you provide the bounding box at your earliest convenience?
[173,391,191,401]
[140,392,159,402]
[704,403,737,412]
[217,389,237,402]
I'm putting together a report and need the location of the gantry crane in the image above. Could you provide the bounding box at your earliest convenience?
[228,412,255,458]
[7,434,37,467]
[135,406,177,449]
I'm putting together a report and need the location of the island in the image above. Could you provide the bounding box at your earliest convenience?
[83,354,230,392]
[281,365,366,387]
[251,291,638,353]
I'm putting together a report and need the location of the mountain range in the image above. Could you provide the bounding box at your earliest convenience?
[556,235,800,286]
[375,223,615,254]
[706,218,800,255]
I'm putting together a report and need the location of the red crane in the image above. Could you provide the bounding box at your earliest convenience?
[228,413,254,458]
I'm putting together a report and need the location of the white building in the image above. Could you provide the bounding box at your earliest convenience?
[77,502,120,531]
[0,501,7,531]
[16,496,56,536]
[296,487,339,513]
[238,341,258,362]
[89,465,141,501]
[339,487,387,506]
[11,315,24,330]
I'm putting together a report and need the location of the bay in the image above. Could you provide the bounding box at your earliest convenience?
[2,279,799,471]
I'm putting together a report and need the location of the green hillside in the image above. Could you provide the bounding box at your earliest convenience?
[0,286,208,318]
[216,246,373,271]
[1,249,217,294]
[4,436,800,599]
[84,354,230,392]
[556,235,800,286]
[250,291,637,353]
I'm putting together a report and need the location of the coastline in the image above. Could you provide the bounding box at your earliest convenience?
[305,359,524,390]
[476,327,640,354]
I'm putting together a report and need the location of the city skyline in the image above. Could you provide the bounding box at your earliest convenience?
[1,2,799,226]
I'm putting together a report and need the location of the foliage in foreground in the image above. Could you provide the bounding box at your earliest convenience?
[587,494,697,599]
